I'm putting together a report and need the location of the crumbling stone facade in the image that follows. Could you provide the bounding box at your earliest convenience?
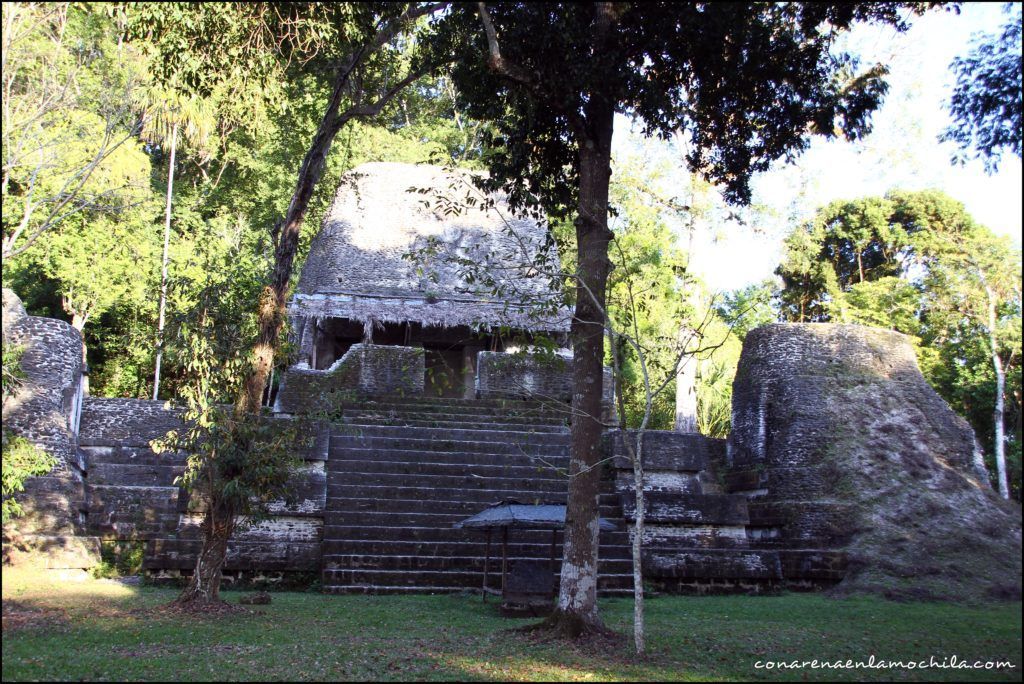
[724,323,1021,601]
[608,430,845,592]
[6,281,1018,598]
[476,351,572,400]
[78,397,327,578]
[276,344,426,414]
[2,288,97,568]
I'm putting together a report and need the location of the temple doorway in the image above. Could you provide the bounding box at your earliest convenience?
[424,345,467,398]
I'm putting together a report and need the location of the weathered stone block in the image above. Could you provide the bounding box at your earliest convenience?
[645,549,783,580]
[621,492,748,525]
[608,430,724,471]
[275,344,424,414]
[87,485,180,539]
[144,538,320,572]
[477,351,571,400]
[79,398,185,448]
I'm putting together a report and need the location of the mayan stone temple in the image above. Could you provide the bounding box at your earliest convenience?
[4,162,1019,600]
[276,162,575,409]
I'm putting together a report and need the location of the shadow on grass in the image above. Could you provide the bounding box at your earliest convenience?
[2,570,1021,681]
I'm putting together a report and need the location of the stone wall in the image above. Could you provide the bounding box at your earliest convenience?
[726,323,1021,601]
[275,344,425,414]
[476,351,615,413]
[2,288,98,568]
[78,398,186,541]
[476,351,572,400]
[77,397,328,576]
[608,428,845,591]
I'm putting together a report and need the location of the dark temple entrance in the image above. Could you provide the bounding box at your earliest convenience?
[424,345,467,398]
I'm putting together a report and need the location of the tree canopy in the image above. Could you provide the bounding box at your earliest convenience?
[941,3,1023,171]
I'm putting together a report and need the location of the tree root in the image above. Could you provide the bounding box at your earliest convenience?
[513,608,621,642]
[160,595,244,615]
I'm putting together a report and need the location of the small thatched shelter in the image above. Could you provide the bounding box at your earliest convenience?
[288,162,571,396]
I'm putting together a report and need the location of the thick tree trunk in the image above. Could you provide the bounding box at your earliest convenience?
[548,101,615,637]
[175,507,233,605]
[236,93,347,415]
[153,122,178,401]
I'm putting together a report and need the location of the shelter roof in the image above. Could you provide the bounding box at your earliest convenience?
[293,162,570,332]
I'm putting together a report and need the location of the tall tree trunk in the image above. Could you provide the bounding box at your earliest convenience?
[70,312,88,393]
[984,282,1009,499]
[236,3,443,416]
[153,122,178,401]
[630,429,646,653]
[235,99,344,416]
[549,100,615,636]
[177,4,442,609]
[175,506,233,605]
[674,326,698,433]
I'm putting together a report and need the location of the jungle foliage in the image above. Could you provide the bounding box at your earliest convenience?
[0,341,57,523]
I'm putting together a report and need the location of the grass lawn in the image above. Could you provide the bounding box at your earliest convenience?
[1,567,1020,681]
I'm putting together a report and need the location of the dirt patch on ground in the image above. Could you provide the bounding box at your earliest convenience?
[2,600,69,632]
[152,600,256,617]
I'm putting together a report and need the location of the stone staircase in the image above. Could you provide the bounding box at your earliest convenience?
[322,396,634,594]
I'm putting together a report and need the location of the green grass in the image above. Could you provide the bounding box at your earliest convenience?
[1,568,1020,681]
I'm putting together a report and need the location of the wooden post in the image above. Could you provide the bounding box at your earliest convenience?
[483,528,491,602]
[550,528,557,599]
[501,526,509,597]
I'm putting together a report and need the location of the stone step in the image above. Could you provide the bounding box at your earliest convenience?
[329,437,568,459]
[344,409,569,423]
[621,492,749,526]
[326,470,568,492]
[321,568,635,590]
[325,485,568,506]
[327,448,571,470]
[324,508,623,528]
[342,413,569,430]
[326,483,619,507]
[324,510,497,528]
[320,538,634,560]
[330,425,570,447]
[354,396,569,412]
[343,406,568,423]
[326,496,622,517]
[144,538,320,572]
[641,525,751,550]
[323,524,631,546]
[642,548,785,581]
[742,534,846,550]
[321,553,634,574]
[327,458,573,480]
[324,509,623,529]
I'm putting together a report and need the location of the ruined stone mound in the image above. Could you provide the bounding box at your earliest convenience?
[729,323,1022,602]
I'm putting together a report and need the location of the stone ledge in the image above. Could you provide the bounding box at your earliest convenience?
[2,534,100,569]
